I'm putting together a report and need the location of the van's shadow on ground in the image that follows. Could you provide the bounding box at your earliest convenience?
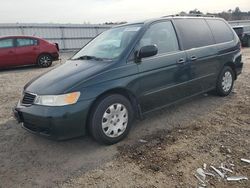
[0,57,67,73]
[0,65,41,73]
[0,63,61,73]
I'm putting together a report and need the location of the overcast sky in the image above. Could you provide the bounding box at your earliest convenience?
[0,0,249,24]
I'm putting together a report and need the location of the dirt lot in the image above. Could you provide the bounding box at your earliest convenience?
[0,49,250,188]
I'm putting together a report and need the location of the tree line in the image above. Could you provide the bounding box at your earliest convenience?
[181,7,250,20]
[103,7,250,25]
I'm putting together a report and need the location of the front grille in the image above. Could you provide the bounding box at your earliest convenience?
[22,92,36,105]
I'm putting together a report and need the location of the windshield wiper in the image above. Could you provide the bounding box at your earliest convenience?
[71,55,104,61]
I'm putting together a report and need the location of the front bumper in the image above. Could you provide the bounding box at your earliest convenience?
[13,99,93,140]
[51,52,59,61]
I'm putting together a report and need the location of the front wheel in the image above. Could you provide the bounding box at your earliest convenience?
[89,94,134,145]
[216,66,235,96]
[37,54,53,68]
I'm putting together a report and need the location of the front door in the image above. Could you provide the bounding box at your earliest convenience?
[0,38,16,68]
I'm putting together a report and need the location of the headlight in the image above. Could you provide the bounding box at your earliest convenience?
[34,92,80,106]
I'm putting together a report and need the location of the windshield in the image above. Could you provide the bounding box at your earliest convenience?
[72,24,142,60]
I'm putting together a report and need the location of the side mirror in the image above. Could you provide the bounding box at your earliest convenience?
[138,45,158,59]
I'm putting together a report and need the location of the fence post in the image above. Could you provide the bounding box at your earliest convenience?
[60,26,66,50]
[19,25,25,35]
[94,27,99,35]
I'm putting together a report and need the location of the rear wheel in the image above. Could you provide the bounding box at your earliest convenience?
[216,66,234,96]
[37,54,53,68]
[248,37,250,47]
[89,94,134,145]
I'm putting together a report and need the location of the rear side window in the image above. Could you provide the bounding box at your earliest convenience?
[0,38,14,48]
[139,21,179,54]
[206,19,234,43]
[174,18,214,50]
[16,38,38,47]
[233,27,243,35]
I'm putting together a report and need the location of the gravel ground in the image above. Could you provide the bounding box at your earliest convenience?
[0,49,249,188]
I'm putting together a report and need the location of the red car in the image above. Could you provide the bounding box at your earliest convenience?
[0,36,59,69]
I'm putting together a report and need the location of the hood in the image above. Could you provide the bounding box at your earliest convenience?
[24,60,111,95]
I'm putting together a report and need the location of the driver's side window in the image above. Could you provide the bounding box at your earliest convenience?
[138,21,179,55]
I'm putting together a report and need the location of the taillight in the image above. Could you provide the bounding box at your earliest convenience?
[238,40,242,51]
[54,43,59,51]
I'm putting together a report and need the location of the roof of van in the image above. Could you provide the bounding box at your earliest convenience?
[115,16,224,28]
[232,26,244,28]
[232,25,250,28]
[147,16,222,23]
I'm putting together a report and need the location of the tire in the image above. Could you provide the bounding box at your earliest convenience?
[216,66,235,96]
[89,94,134,145]
[248,37,250,47]
[37,54,53,68]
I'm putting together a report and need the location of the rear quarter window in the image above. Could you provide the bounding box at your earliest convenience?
[206,19,234,43]
[16,38,38,47]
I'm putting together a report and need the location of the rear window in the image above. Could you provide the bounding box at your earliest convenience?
[174,18,214,50]
[206,19,234,43]
[16,38,38,47]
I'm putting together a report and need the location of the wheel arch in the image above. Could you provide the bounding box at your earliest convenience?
[86,87,142,133]
[224,62,237,80]
[37,52,53,61]
[37,52,52,59]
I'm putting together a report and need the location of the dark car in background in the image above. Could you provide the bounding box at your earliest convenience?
[0,36,59,69]
[14,17,243,145]
[232,25,250,47]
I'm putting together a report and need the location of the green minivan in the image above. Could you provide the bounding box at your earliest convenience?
[14,16,243,144]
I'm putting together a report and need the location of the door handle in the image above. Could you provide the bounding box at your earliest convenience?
[190,56,197,61]
[177,58,185,64]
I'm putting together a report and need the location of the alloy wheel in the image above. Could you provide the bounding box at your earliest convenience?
[39,55,52,67]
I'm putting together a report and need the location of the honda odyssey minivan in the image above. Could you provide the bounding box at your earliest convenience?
[14,16,243,144]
